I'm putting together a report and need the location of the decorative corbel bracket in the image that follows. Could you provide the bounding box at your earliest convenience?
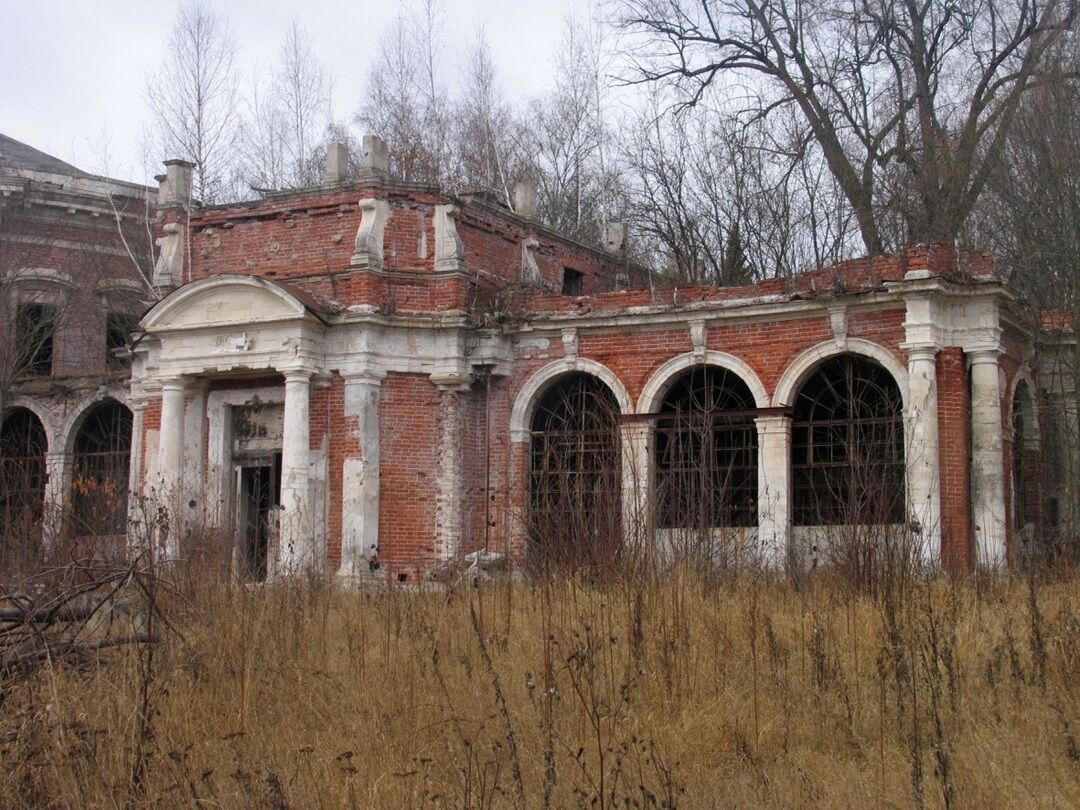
[153,222,183,291]
[434,204,466,273]
[350,198,390,270]
[522,237,541,284]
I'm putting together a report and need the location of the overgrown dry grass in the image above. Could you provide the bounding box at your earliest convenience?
[3,566,1080,808]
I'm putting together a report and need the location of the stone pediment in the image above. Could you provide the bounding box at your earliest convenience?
[141,274,322,332]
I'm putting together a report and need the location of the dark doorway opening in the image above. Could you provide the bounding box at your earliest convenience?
[239,453,281,582]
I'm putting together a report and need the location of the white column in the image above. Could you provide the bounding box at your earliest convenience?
[904,346,942,564]
[279,368,313,573]
[182,381,209,528]
[158,376,186,556]
[340,372,382,581]
[126,396,146,553]
[970,349,1007,566]
[621,422,651,552]
[42,450,69,550]
[756,415,791,569]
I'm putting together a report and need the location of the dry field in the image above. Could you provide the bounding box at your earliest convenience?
[3,565,1080,809]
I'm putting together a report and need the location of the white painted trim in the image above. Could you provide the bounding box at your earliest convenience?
[509,357,632,441]
[637,350,769,413]
[772,338,909,409]
[141,273,312,330]
[59,386,132,456]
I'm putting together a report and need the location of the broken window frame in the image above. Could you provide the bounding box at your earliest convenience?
[105,312,140,370]
[71,401,133,537]
[561,268,584,296]
[0,408,48,540]
[15,303,58,377]
[528,372,623,569]
[652,365,759,529]
[791,355,905,526]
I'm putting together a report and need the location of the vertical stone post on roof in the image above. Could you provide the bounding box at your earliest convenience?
[324,141,351,183]
[513,178,538,219]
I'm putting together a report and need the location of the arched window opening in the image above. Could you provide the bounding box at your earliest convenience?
[0,408,48,544]
[529,372,622,569]
[792,355,904,526]
[654,366,758,530]
[72,401,133,536]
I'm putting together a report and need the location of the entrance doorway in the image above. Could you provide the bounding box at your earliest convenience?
[238,454,281,581]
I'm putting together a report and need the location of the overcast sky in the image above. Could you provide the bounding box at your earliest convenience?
[1,0,589,184]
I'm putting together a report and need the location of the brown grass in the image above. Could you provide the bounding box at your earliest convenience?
[2,567,1080,808]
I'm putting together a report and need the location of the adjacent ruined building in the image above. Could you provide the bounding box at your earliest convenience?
[1,133,1070,582]
[0,133,154,563]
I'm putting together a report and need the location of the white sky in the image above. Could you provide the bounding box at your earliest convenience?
[1,0,588,184]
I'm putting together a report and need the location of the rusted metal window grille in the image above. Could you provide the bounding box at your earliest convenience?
[792,355,905,526]
[654,366,758,529]
[0,408,48,538]
[529,372,622,566]
[72,401,133,536]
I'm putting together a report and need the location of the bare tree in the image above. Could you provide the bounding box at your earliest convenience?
[276,20,333,186]
[453,27,520,202]
[618,0,1078,254]
[144,0,240,203]
[237,20,333,191]
[356,10,439,183]
[525,11,624,242]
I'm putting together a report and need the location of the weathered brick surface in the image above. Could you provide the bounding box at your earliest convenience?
[131,170,1046,577]
[937,348,972,570]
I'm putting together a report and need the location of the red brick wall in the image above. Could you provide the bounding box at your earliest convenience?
[2,202,151,379]
[181,184,626,316]
[937,348,972,570]
[377,372,441,576]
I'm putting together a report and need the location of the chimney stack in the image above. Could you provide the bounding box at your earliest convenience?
[325,141,350,183]
[160,159,195,206]
[361,135,389,178]
[513,178,538,219]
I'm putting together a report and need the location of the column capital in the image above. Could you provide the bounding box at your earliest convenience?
[755,413,792,433]
[341,368,386,386]
[159,375,189,392]
[900,343,940,362]
[430,371,472,391]
[968,347,1003,365]
[281,367,315,384]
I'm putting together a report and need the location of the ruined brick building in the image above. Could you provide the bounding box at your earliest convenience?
[0,133,154,560]
[1,134,1067,582]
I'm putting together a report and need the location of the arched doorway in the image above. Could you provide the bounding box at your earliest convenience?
[0,408,48,561]
[71,400,133,537]
[528,372,622,570]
